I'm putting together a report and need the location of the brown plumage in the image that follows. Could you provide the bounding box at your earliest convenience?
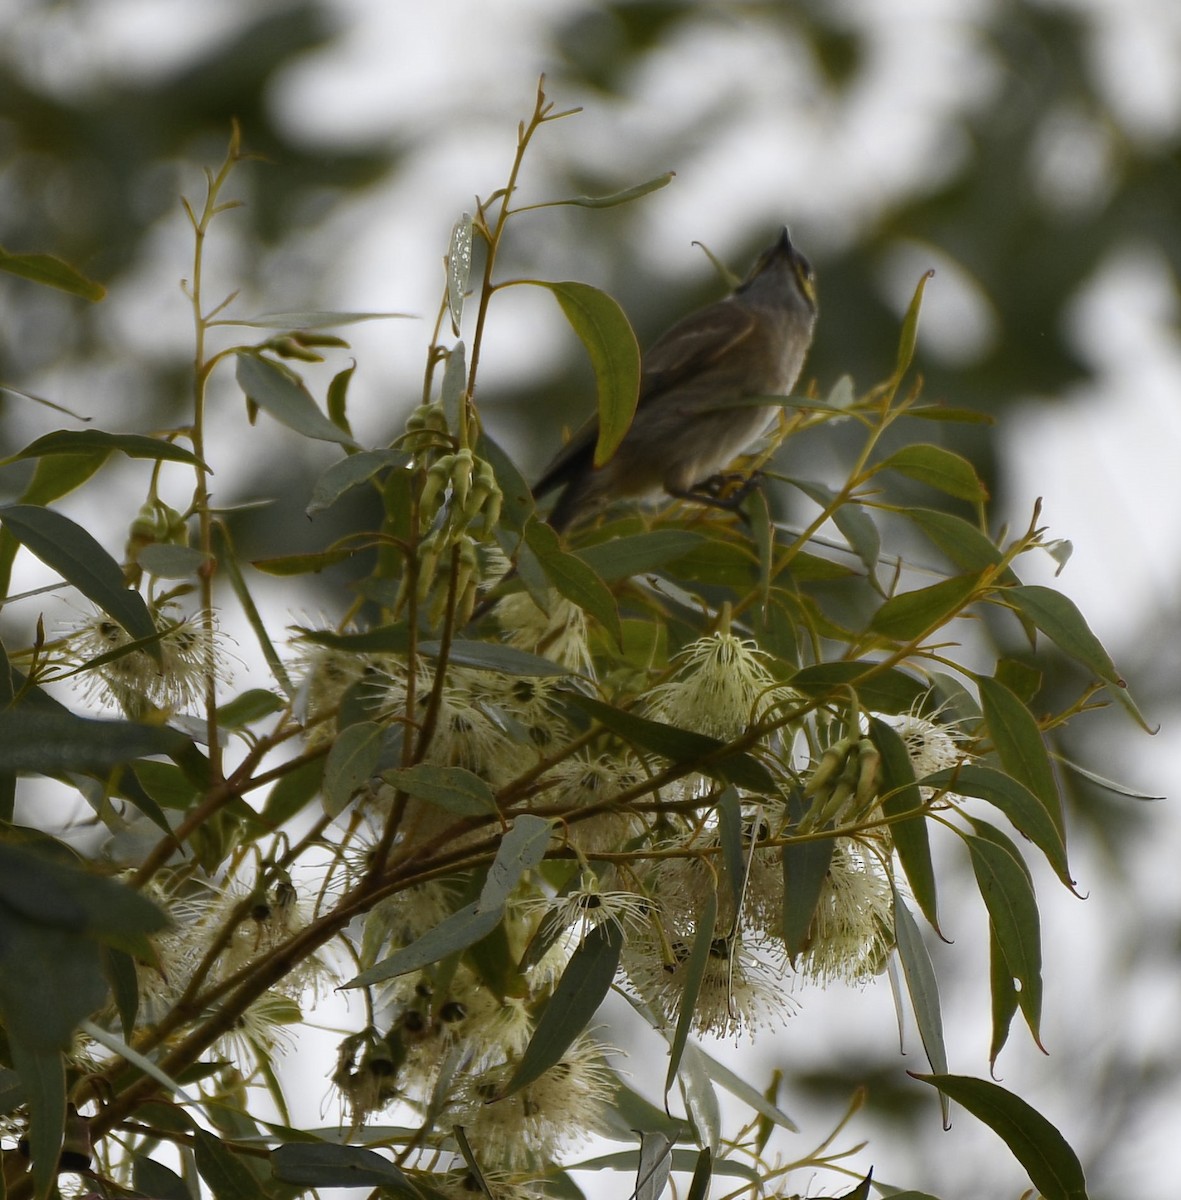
[533,227,817,532]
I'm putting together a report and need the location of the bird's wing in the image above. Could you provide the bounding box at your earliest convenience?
[531,409,600,500]
[638,297,758,403]
[532,298,756,500]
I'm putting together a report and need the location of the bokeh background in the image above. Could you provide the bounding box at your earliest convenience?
[1,1,1179,1197]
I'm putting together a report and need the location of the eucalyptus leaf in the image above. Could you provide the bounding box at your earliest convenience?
[235,354,361,448]
[910,1074,1089,1200]
[0,504,159,656]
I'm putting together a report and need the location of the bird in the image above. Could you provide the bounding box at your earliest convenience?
[533,226,817,532]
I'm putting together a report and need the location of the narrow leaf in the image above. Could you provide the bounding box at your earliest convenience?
[194,1129,269,1200]
[564,692,774,792]
[665,890,717,1097]
[0,708,189,774]
[342,816,551,986]
[235,354,361,447]
[892,269,934,383]
[419,638,572,677]
[782,813,835,960]
[3,429,202,468]
[0,505,159,655]
[910,1074,1089,1200]
[272,1143,413,1191]
[505,920,623,1095]
[870,573,982,641]
[677,1042,722,1155]
[323,721,384,816]
[922,763,1070,887]
[892,887,949,1124]
[549,171,675,209]
[979,676,1064,842]
[219,310,411,329]
[870,720,938,929]
[383,764,498,816]
[527,281,640,467]
[880,444,988,501]
[1008,584,1147,727]
[576,530,705,581]
[965,820,1044,1049]
[635,1133,674,1200]
[307,449,407,516]
[447,213,473,334]
[0,245,105,300]
[524,518,621,645]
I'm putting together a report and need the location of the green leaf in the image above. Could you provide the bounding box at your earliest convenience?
[905,508,1016,580]
[133,1156,193,1200]
[2,429,202,468]
[665,891,717,1098]
[892,887,948,1124]
[524,518,622,645]
[0,504,159,656]
[213,520,295,698]
[694,1046,799,1133]
[251,545,360,575]
[342,816,551,986]
[476,432,534,533]
[686,1148,712,1200]
[635,1133,674,1200]
[383,765,498,816]
[0,842,168,952]
[790,662,928,714]
[782,802,835,959]
[323,720,384,816]
[327,363,356,436]
[296,623,411,655]
[219,310,411,329]
[217,688,285,730]
[677,1042,722,1156]
[546,171,676,209]
[441,341,467,428]
[988,923,1020,1068]
[505,920,623,1095]
[979,676,1065,843]
[892,269,934,384]
[911,1074,1089,1200]
[791,480,880,576]
[0,244,105,300]
[965,820,1043,1049]
[80,1019,195,1102]
[879,444,988,502]
[235,354,361,448]
[0,453,110,597]
[272,1142,415,1192]
[922,763,1070,887]
[576,530,706,581]
[528,280,641,467]
[258,757,325,829]
[716,789,745,918]
[0,707,190,775]
[564,693,774,792]
[418,638,573,677]
[1007,585,1147,726]
[870,719,938,929]
[447,213,473,334]
[9,1040,65,1200]
[194,1129,272,1200]
[870,573,982,641]
[307,449,408,516]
